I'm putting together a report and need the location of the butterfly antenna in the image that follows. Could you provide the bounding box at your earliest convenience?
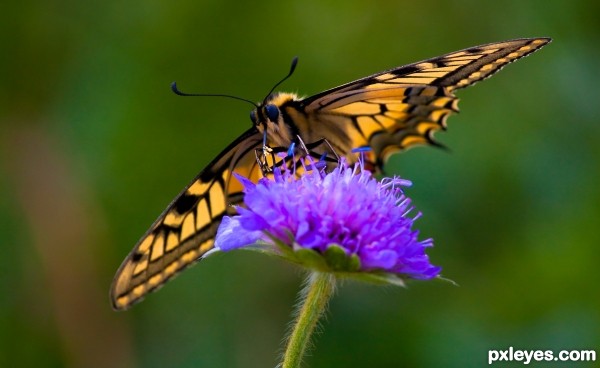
[171,82,259,108]
[262,57,299,104]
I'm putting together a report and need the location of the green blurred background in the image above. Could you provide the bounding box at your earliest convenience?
[1,1,599,367]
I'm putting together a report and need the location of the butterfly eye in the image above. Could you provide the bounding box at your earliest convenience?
[265,104,279,122]
[250,110,257,124]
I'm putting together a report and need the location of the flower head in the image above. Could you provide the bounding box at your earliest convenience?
[215,156,440,281]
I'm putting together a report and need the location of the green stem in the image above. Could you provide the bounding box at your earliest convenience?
[281,272,336,368]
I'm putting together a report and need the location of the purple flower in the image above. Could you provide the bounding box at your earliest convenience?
[215,157,441,281]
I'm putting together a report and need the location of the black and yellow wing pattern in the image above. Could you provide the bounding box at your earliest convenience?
[280,38,551,166]
[111,37,550,310]
[111,129,264,309]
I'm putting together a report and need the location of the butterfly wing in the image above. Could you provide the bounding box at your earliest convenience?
[110,128,263,310]
[284,38,550,166]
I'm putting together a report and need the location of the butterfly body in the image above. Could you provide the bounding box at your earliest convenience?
[111,37,550,310]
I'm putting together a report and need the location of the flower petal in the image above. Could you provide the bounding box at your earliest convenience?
[215,216,263,251]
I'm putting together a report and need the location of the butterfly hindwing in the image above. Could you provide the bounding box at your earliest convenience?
[110,129,263,310]
[284,85,458,165]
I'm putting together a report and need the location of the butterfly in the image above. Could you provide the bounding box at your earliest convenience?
[111,37,550,310]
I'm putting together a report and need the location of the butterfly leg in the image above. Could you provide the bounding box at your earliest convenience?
[254,145,275,176]
[295,136,341,166]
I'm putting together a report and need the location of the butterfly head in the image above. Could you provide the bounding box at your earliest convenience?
[249,102,279,126]
[250,93,299,147]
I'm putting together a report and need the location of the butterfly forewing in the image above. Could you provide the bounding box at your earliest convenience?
[110,129,263,310]
[302,38,550,106]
